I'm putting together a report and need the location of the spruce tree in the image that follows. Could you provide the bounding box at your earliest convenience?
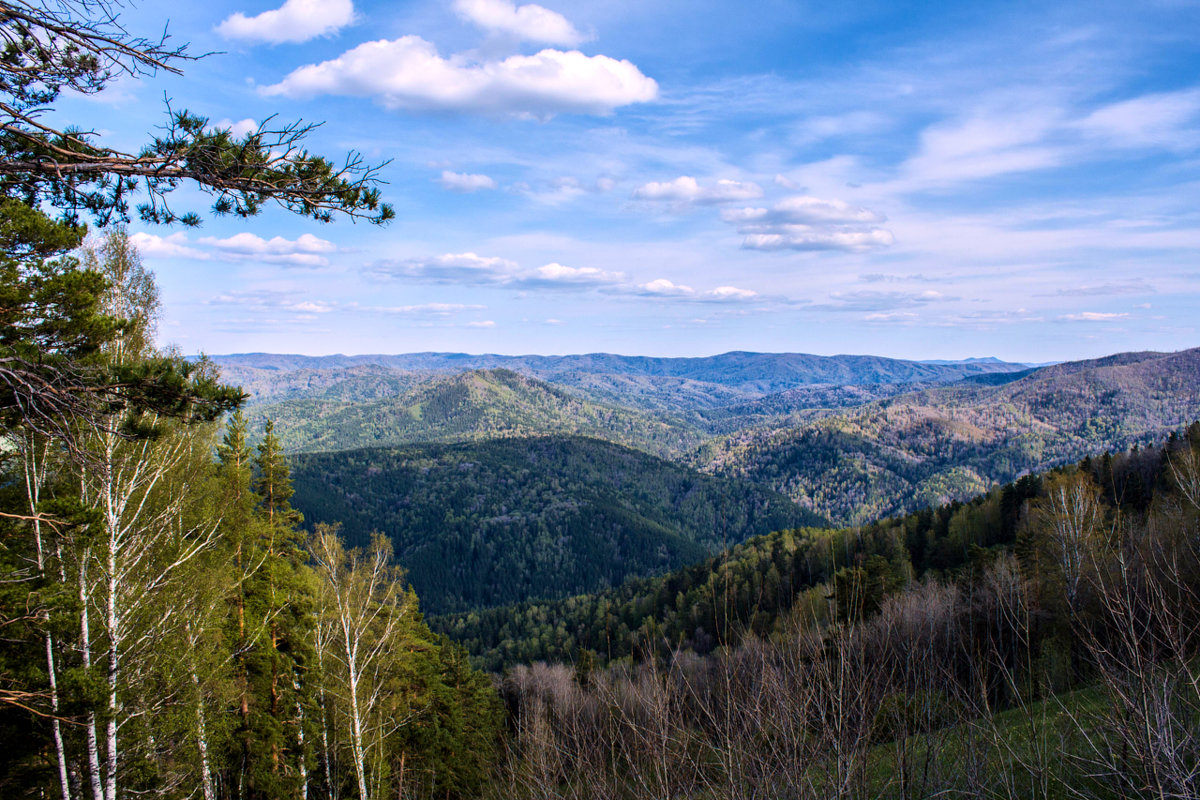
[236,419,313,799]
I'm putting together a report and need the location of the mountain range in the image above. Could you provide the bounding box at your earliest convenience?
[208,346,1200,611]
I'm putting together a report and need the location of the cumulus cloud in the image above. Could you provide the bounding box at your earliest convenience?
[261,36,657,116]
[438,171,497,192]
[724,194,893,252]
[742,229,895,252]
[198,233,338,267]
[211,118,260,138]
[706,285,758,301]
[633,176,763,205]
[129,231,337,266]
[129,232,209,260]
[625,280,761,302]
[216,0,354,44]
[521,262,625,286]
[636,278,695,296]
[454,0,586,46]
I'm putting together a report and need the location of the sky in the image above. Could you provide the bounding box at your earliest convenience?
[60,0,1200,361]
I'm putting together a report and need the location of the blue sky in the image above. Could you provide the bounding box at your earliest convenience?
[64,0,1200,360]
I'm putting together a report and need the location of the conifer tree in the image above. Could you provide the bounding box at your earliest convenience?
[236,419,313,799]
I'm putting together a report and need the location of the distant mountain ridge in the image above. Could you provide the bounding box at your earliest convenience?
[241,368,705,457]
[212,350,1034,400]
[696,347,1200,525]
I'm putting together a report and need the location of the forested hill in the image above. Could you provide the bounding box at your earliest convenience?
[213,350,1032,411]
[287,436,825,615]
[696,347,1200,525]
[242,368,705,457]
[437,424,1200,671]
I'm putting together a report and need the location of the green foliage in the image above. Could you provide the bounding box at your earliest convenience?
[289,435,824,615]
[439,426,1200,673]
[0,3,392,226]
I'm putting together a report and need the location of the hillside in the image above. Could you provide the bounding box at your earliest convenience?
[696,347,1200,525]
[212,350,1032,413]
[244,368,706,457]
[288,435,825,615]
[437,424,1196,670]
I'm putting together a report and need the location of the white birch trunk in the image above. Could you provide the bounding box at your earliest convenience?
[346,649,369,800]
[79,554,105,800]
[22,433,72,800]
[192,665,216,800]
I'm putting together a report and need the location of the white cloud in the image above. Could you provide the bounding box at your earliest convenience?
[1078,88,1200,150]
[129,231,338,266]
[370,252,518,283]
[724,195,883,227]
[209,290,335,315]
[438,171,497,192]
[742,229,896,252]
[899,109,1063,186]
[369,302,487,316]
[129,232,209,260]
[515,262,626,288]
[1059,311,1131,322]
[366,253,764,304]
[825,290,950,312]
[467,320,497,327]
[198,232,338,267]
[261,36,657,116]
[216,0,354,44]
[633,176,763,205]
[290,301,335,313]
[637,278,695,296]
[454,0,585,46]
[724,194,894,252]
[211,118,259,138]
[706,285,758,301]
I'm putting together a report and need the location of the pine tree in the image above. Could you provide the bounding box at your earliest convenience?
[235,419,313,800]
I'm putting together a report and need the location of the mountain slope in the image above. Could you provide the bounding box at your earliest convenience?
[436,427,1197,670]
[212,351,1032,413]
[246,368,705,457]
[696,348,1200,525]
[288,436,825,615]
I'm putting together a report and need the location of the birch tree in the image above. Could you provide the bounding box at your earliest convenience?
[310,527,420,800]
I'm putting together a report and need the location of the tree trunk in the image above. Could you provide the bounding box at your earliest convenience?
[193,665,216,800]
[79,554,105,800]
[346,650,369,800]
[24,435,72,800]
